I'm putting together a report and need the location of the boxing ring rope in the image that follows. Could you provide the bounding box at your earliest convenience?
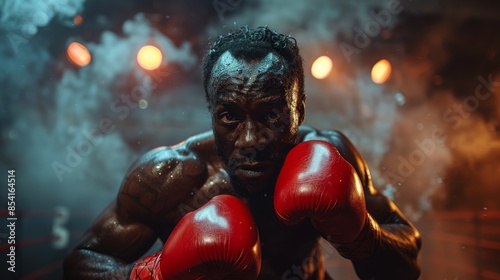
[21,261,63,280]
[0,235,56,252]
[425,210,500,219]
[419,210,500,280]
[1,207,95,279]
[0,232,84,252]
[429,232,500,250]
[324,210,500,280]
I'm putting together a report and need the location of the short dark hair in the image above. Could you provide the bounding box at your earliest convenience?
[202,26,305,104]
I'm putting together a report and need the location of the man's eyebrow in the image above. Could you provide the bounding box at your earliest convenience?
[255,96,287,106]
[215,100,236,107]
[214,95,286,108]
[213,95,238,107]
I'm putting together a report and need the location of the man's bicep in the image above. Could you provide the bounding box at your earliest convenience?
[365,189,411,226]
[320,130,414,226]
[81,145,200,261]
[75,201,158,263]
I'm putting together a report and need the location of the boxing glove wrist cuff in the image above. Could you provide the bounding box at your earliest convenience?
[130,252,163,280]
[333,215,381,260]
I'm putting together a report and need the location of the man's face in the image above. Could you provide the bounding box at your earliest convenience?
[208,50,303,194]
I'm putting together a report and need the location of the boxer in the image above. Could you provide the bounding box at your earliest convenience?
[64,26,421,279]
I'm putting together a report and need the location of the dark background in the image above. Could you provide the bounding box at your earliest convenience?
[1,0,499,279]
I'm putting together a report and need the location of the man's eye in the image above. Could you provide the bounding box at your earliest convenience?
[220,112,237,123]
[267,111,280,121]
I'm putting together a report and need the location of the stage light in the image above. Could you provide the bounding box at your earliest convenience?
[73,15,83,26]
[67,42,91,67]
[371,59,392,84]
[311,56,333,79]
[137,45,162,70]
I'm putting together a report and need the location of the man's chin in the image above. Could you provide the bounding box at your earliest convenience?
[229,172,273,196]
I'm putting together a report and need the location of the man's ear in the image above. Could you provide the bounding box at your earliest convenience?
[298,96,306,125]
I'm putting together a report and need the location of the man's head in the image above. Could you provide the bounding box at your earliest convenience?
[202,26,306,195]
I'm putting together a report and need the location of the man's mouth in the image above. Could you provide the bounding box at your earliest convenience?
[234,162,271,179]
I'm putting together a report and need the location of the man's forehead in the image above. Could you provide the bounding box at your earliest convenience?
[207,50,300,111]
[211,51,286,79]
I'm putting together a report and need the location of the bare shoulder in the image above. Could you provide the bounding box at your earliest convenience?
[299,126,372,191]
[118,132,212,225]
[299,126,357,156]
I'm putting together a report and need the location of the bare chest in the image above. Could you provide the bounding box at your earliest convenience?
[163,168,320,277]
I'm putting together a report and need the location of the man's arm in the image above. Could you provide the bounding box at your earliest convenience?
[63,146,205,279]
[62,201,158,279]
[323,130,421,279]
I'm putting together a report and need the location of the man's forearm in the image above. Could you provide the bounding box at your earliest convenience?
[351,224,421,280]
[63,249,134,280]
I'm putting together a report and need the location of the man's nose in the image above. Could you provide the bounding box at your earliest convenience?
[235,119,273,153]
[235,119,258,149]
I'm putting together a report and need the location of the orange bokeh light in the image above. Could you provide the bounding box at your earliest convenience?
[137,45,162,70]
[67,42,91,67]
[311,56,333,80]
[371,59,392,84]
[73,15,83,26]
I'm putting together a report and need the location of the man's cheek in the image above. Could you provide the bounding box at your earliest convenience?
[273,120,295,140]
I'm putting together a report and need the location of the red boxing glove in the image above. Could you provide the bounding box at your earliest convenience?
[131,195,261,280]
[130,252,163,280]
[274,140,380,259]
